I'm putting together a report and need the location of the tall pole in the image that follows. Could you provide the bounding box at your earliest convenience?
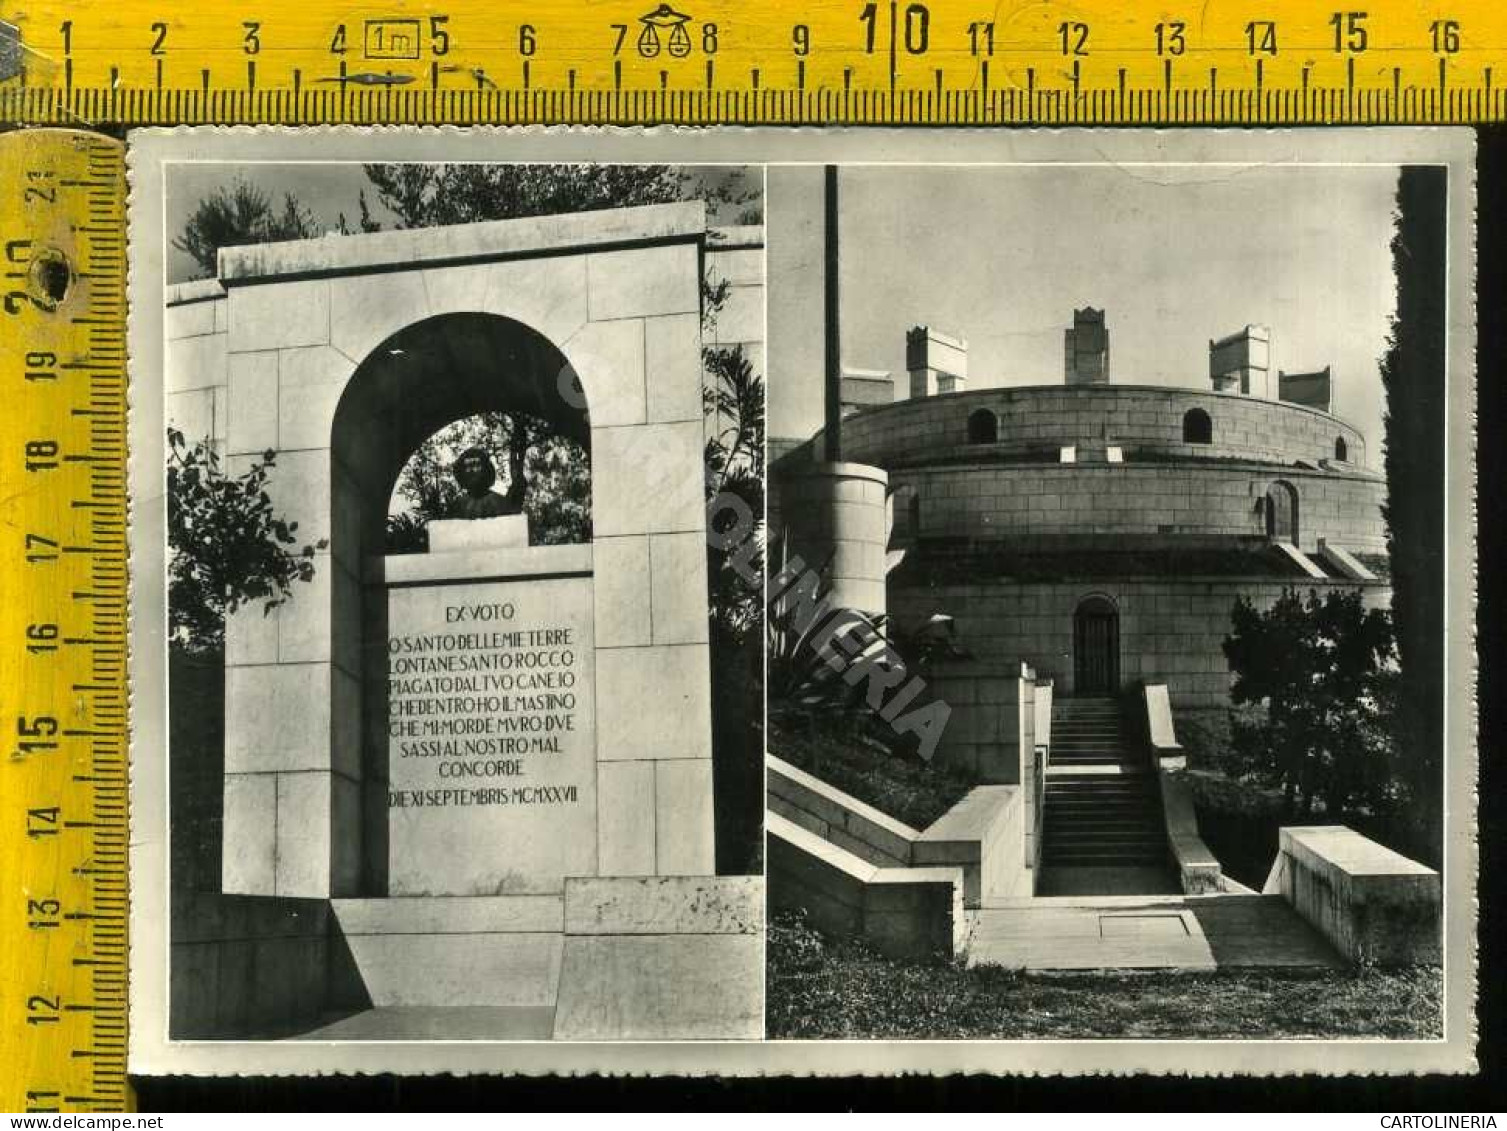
[823,164,842,463]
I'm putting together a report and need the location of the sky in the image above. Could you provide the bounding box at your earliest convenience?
[770,163,1401,467]
[164,162,761,285]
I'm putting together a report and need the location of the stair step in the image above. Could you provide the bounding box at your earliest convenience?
[1043,699,1170,867]
[1046,814,1161,824]
[1045,844,1167,854]
[1048,832,1163,844]
[1046,796,1158,805]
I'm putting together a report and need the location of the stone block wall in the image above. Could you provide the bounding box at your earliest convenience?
[776,462,889,614]
[168,894,334,1037]
[767,813,965,959]
[840,383,1370,471]
[892,577,1391,706]
[925,662,1037,785]
[164,202,752,900]
[553,876,764,1039]
[705,226,765,386]
[892,462,1386,555]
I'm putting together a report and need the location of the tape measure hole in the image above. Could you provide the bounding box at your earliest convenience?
[29,247,71,310]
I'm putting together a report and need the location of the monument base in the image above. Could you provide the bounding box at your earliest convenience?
[427,513,529,552]
[330,895,565,1009]
[319,877,763,1038]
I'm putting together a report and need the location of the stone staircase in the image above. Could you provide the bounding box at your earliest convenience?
[1041,697,1170,871]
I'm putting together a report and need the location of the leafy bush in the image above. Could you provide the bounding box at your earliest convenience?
[1223,587,1402,819]
[167,429,326,654]
[770,715,974,831]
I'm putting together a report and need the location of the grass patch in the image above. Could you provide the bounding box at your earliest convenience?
[769,714,976,831]
[767,910,1442,1041]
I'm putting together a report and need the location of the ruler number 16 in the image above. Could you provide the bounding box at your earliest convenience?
[1431,19,1461,53]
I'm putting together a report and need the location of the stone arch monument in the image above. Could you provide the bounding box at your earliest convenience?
[167,201,759,1039]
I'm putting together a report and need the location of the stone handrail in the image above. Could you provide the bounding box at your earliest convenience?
[766,753,1030,906]
[1141,682,1223,894]
[766,812,967,959]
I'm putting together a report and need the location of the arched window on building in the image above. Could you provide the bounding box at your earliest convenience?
[1264,480,1299,544]
[967,408,998,444]
[1334,436,1348,462]
[1182,407,1212,444]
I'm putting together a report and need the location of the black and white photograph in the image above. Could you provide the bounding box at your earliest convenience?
[133,140,766,1050]
[763,147,1469,1049]
[126,127,1477,1079]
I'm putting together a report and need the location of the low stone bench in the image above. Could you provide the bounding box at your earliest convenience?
[1263,825,1441,966]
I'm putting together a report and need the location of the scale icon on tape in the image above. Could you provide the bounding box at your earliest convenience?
[637,4,694,59]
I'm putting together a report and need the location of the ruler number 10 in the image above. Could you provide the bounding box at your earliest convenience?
[859,3,930,55]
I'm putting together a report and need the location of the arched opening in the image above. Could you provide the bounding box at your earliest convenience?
[1072,594,1120,696]
[385,411,591,553]
[888,484,920,543]
[1334,436,1348,462]
[1265,480,1299,544]
[1182,407,1212,444]
[329,312,593,896]
[967,408,998,444]
[333,312,591,558]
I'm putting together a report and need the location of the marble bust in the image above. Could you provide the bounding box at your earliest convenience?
[448,445,525,520]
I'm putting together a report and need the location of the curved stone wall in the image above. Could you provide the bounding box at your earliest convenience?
[893,461,1386,553]
[779,461,889,615]
[890,576,1391,707]
[841,384,1368,470]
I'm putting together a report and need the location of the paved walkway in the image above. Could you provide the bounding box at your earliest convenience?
[967,893,1343,972]
[1035,864,1182,896]
[294,1005,557,1040]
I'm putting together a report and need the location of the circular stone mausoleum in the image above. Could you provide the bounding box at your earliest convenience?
[772,319,1390,709]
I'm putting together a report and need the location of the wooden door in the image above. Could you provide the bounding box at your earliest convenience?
[1073,600,1119,695]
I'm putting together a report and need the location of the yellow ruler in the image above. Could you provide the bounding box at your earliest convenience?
[0,0,1497,1115]
[0,128,129,1113]
[0,0,1506,123]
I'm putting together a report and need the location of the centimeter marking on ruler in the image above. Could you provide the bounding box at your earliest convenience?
[0,129,129,1114]
[2,0,1507,122]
